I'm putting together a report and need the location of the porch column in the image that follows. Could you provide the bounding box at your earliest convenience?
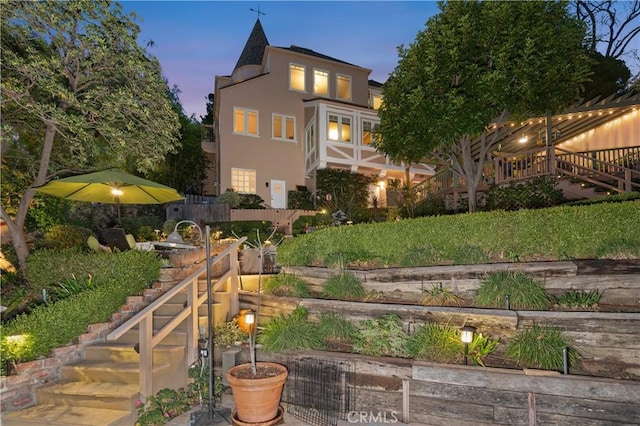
[546,114,556,175]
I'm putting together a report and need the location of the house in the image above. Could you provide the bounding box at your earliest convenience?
[207,18,435,208]
[206,18,639,211]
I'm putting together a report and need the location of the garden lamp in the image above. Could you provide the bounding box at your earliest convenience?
[166,220,203,244]
[244,310,257,374]
[460,325,476,365]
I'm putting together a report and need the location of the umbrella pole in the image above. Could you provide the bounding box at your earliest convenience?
[117,199,121,225]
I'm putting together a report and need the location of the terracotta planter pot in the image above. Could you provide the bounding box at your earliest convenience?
[227,362,288,424]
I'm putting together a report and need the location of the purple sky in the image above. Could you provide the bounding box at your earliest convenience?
[121,1,441,120]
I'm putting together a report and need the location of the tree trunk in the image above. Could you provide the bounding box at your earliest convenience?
[2,122,58,275]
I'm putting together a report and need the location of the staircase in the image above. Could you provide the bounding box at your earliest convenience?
[416,145,640,205]
[1,239,245,426]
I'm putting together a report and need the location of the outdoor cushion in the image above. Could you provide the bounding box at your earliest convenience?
[87,235,111,253]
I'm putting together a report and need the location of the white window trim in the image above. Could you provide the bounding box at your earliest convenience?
[272,113,297,142]
[233,107,259,137]
[313,68,330,97]
[327,112,353,143]
[336,73,352,101]
[231,167,256,194]
[289,62,306,93]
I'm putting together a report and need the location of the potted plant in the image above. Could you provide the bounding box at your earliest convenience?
[226,230,288,424]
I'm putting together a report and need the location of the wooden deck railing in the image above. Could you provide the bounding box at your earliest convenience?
[106,237,246,399]
[415,145,640,201]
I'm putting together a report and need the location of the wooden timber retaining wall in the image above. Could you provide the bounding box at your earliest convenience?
[237,258,640,410]
[247,349,640,425]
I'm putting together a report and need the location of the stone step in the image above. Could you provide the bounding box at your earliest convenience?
[0,404,134,426]
[35,381,139,411]
[60,359,170,384]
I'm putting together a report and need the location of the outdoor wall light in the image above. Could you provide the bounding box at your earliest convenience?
[460,325,476,365]
[166,220,203,244]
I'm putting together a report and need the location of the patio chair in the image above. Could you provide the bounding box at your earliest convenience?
[102,228,135,252]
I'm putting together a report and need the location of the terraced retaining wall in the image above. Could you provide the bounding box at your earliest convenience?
[237,349,640,425]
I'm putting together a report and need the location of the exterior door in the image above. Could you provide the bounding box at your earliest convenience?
[270,180,286,209]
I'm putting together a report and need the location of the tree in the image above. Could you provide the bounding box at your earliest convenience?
[574,0,640,61]
[379,1,591,213]
[1,0,180,273]
[147,86,209,194]
[573,0,640,97]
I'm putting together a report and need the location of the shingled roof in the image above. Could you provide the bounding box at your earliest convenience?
[234,18,269,71]
[277,45,361,68]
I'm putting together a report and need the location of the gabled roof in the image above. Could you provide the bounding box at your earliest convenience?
[234,18,269,71]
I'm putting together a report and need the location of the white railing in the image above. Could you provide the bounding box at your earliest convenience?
[106,237,246,398]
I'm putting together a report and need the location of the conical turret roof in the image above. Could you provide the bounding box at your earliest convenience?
[234,18,269,71]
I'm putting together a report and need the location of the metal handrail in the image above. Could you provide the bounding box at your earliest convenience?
[107,237,246,398]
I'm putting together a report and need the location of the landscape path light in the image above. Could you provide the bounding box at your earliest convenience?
[460,325,476,365]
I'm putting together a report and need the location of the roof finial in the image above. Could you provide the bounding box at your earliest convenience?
[250,6,266,18]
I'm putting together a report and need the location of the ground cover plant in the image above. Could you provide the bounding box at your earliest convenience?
[352,314,408,357]
[263,272,311,297]
[421,284,465,307]
[474,271,550,310]
[0,250,162,370]
[549,289,603,309]
[276,201,640,268]
[321,270,365,300]
[505,323,580,371]
[258,307,324,352]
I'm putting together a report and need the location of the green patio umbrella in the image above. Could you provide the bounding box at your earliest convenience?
[33,169,184,223]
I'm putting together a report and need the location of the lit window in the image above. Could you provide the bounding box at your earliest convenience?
[314,69,329,96]
[328,113,351,142]
[289,63,305,92]
[273,114,296,141]
[372,94,382,110]
[337,74,351,101]
[233,108,259,136]
[362,120,372,145]
[231,168,256,194]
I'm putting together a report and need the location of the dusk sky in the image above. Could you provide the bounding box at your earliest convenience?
[121,1,441,119]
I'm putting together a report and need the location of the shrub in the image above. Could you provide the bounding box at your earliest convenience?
[1,250,162,365]
[26,248,161,303]
[258,307,324,352]
[212,319,246,349]
[288,189,316,210]
[487,176,564,211]
[316,313,357,348]
[474,271,550,310]
[263,272,311,297]
[505,323,580,371]
[322,271,365,300]
[421,284,465,307]
[44,224,93,250]
[136,365,223,426]
[550,289,603,309]
[353,314,408,357]
[406,322,462,363]
[50,274,95,302]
